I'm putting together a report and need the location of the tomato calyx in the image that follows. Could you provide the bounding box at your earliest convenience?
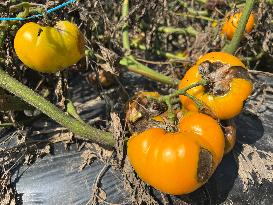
[198,61,252,96]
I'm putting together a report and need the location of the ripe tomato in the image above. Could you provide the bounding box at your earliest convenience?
[127,112,225,195]
[195,52,245,68]
[179,52,253,120]
[14,21,85,73]
[222,11,255,40]
[178,112,225,164]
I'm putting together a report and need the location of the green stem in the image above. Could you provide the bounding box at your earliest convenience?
[166,80,207,99]
[222,0,256,54]
[120,0,179,86]
[122,0,130,51]
[245,51,265,61]
[155,80,208,121]
[16,6,30,18]
[175,13,216,22]
[0,3,45,32]
[163,97,175,124]
[132,43,186,60]
[66,99,85,123]
[187,8,208,16]
[196,0,207,4]
[183,92,205,110]
[158,26,198,36]
[0,68,115,148]
[0,123,14,127]
[120,55,179,85]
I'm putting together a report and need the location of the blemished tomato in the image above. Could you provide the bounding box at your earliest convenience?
[14,21,85,73]
[179,52,253,120]
[222,11,255,40]
[127,113,225,195]
[178,112,225,164]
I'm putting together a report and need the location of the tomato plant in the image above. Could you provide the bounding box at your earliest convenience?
[127,112,225,195]
[14,21,85,73]
[179,52,253,120]
[222,11,255,40]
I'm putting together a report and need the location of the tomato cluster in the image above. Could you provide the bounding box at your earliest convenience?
[126,52,253,195]
[12,19,253,197]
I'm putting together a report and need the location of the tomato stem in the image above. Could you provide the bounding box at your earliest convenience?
[161,96,176,124]
[222,0,256,54]
[120,55,179,85]
[122,0,130,52]
[0,68,115,148]
[131,43,186,61]
[168,80,207,99]
[157,80,207,104]
[120,0,179,86]
[0,3,45,33]
[183,92,205,111]
[66,99,85,124]
[158,80,208,122]
[158,26,198,36]
[174,13,216,23]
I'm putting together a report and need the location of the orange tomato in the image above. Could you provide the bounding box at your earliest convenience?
[179,112,225,164]
[14,21,85,73]
[179,52,253,120]
[222,11,255,40]
[127,112,225,195]
[195,52,245,68]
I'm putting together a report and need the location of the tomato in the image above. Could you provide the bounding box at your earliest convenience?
[179,112,225,164]
[179,52,253,120]
[125,91,167,133]
[222,11,255,40]
[127,112,225,195]
[14,21,85,73]
[195,52,246,68]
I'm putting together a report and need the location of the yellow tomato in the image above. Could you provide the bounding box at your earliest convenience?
[222,12,255,40]
[14,21,85,73]
[128,128,217,195]
[179,112,225,164]
[127,110,226,195]
[179,52,253,120]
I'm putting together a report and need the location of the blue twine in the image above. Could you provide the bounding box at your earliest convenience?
[0,0,76,21]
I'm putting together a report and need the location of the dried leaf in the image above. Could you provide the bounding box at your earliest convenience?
[79,150,97,170]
